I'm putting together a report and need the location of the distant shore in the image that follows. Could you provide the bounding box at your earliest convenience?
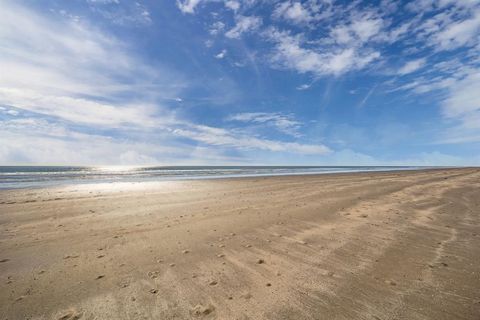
[1,168,479,319]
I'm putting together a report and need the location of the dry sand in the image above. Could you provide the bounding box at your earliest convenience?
[1,168,480,319]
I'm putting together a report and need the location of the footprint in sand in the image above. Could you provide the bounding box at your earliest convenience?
[385,280,397,286]
[148,271,161,279]
[63,254,80,259]
[240,293,252,300]
[57,308,83,320]
[191,304,215,316]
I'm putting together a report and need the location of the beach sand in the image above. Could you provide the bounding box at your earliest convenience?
[1,168,479,319]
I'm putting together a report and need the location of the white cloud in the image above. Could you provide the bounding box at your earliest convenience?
[177,0,242,15]
[385,21,413,43]
[0,113,332,165]
[225,15,262,39]
[330,26,354,45]
[174,0,479,87]
[442,71,480,128]
[413,6,480,52]
[225,0,240,11]
[209,21,225,35]
[176,0,202,14]
[296,84,311,90]
[329,12,384,46]
[0,126,251,165]
[0,1,182,127]
[351,14,384,43]
[273,1,313,24]
[173,125,330,155]
[394,62,480,143]
[215,49,227,59]
[398,58,427,75]
[0,2,334,164]
[405,0,444,12]
[0,118,180,165]
[265,28,380,76]
[407,0,480,13]
[0,88,163,127]
[227,112,302,137]
[87,1,152,26]
[431,10,480,50]
[204,39,214,47]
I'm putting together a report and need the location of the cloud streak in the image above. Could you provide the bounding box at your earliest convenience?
[0,1,334,165]
[398,58,427,75]
[227,112,302,137]
[226,15,262,39]
[173,125,330,155]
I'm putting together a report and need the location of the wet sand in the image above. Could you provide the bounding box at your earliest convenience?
[0,168,479,319]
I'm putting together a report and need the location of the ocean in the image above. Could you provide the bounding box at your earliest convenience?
[0,166,427,189]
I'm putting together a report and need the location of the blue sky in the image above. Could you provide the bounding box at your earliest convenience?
[0,0,479,165]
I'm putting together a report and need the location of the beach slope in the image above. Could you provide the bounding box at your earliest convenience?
[1,168,479,319]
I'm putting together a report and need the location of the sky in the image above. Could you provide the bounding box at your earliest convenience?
[0,0,479,166]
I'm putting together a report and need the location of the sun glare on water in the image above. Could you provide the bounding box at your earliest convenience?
[94,166,141,173]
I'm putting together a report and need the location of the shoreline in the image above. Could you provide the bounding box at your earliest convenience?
[1,168,479,319]
[0,166,462,192]
[0,166,452,191]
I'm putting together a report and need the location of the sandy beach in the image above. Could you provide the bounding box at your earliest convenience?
[0,168,479,319]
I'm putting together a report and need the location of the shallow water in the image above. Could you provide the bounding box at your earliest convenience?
[0,165,429,189]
